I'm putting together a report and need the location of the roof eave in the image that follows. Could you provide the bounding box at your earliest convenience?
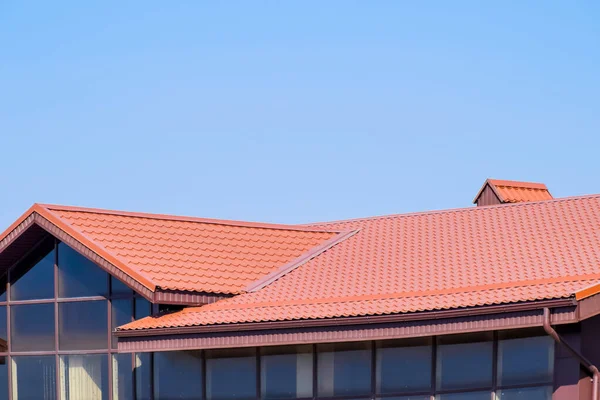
[115,297,576,338]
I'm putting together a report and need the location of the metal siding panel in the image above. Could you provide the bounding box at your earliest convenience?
[477,185,502,206]
[153,290,229,305]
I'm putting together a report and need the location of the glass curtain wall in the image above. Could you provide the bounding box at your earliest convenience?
[0,237,152,400]
[149,330,554,400]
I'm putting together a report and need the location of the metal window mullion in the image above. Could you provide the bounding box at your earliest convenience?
[256,347,261,400]
[201,350,207,400]
[431,336,437,400]
[371,341,376,399]
[54,239,60,400]
[107,276,113,400]
[6,268,11,400]
[491,331,498,400]
[312,343,318,400]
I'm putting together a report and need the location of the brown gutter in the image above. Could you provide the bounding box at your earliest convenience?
[116,298,574,337]
[543,308,599,400]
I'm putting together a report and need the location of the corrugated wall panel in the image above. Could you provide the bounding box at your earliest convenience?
[477,185,502,206]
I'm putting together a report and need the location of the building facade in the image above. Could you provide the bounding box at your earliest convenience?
[1,179,600,400]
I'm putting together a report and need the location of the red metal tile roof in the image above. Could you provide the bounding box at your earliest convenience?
[121,195,600,330]
[475,179,554,204]
[1,205,339,294]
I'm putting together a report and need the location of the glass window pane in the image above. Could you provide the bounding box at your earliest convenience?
[134,298,152,319]
[111,299,132,349]
[111,277,133,297]
[206,348,256,400]
[0,357,7,400]
[154,351,203,399]
[436,334,493,390]
[11,240,55,300]
[437,392,490,400]
[58,243,108,298]
[0,274,6,302]
[60,354,108,400]
[135,353,152,400]
[317,342,372,397]
[59,301,108,350]
[377,397,430,400]
[12,355,56,400]
[261,345,312,399]
[498,334,554,386]
[11,304,55,351]
[497,386,552,400]
[377,338,432,394]
[0,307,6,353]
[112,354,133,400]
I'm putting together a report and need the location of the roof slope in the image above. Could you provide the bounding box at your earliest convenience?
[2,205,339,294]
[122,195,600,330]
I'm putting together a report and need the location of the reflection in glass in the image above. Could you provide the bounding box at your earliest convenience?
[112,354,133,400]
[436,334,493,390]
[135,353,152,400]
[111,277,133,297]
[11,240,55,300]
[0,308,6,353]
[59,301,108,350]
[154,351,203,399]
[134,298,152,320]
[0,357,7,400]
[111,299,132,349]
[206,348,256,400]
[377,397,430,400]
[498,335,554,386]
[12,356,56,400]
[377,338,432,394]
[11,304,55,351]
[498,386,552,400]
[0,274,6,302]
[437,392,490,400]
[317,342,372,397]
[60,354,108,400]
[58,243,107,298]
[261,345,312,399]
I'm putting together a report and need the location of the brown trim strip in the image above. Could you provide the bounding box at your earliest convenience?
[117,305,578,352]
[245,229,359,292]
[116,298,575,337]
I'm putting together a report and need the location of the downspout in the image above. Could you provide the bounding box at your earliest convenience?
[543,307,599,400]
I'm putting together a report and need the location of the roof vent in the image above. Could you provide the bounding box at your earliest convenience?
[473,179,553,206]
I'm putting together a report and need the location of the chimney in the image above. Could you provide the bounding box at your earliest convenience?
[473,179,553,207]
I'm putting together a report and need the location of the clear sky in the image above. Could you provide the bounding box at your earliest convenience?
[1,2,599,229]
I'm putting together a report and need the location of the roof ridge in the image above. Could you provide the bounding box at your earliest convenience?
[39,204,338,234]
[488,179,548,190]
[302,193,600,227]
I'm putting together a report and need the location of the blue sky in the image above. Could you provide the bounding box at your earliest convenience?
[1,2,599,228]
